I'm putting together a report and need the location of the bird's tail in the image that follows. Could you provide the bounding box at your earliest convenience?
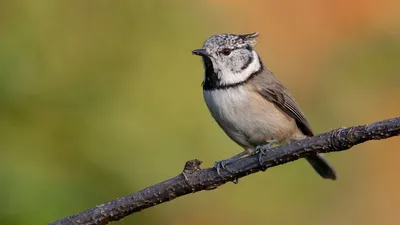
[306,154,337,180]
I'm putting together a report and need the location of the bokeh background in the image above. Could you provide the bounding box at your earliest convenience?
[1,1,399,225]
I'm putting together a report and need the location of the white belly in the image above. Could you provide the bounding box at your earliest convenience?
[203,86,297,148]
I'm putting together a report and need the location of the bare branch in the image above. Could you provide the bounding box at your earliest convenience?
[49,117,400,225]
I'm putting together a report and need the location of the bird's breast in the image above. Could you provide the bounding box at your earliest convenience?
[203,85,298,147]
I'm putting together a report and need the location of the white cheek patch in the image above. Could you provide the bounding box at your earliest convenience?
[218,50,261,86]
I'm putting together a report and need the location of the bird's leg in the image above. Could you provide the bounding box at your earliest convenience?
[256,140,279,154]
[214,149,254,176]
[257,140,281,167]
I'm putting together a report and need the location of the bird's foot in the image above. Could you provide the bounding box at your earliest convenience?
[214,150,249,183]
[214,158,240,184]
[214,158,235,176]
[256,140,278,169]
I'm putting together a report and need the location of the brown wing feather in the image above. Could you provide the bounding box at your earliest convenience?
[252,70,314,136]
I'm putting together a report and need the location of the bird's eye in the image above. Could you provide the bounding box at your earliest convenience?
[221,48,231,56]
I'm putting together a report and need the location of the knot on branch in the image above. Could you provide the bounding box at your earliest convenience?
[181,159,204,189]
[183,159,202,173]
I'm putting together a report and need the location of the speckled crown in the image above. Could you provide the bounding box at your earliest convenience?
[202,32,259,51]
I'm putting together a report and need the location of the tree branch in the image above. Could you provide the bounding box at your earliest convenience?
[49,117,400,225]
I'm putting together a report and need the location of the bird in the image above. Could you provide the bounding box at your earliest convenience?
[192,32,337,180]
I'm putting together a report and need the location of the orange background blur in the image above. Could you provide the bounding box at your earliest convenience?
[0,1,399,225]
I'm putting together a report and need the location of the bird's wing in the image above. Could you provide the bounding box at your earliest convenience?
[252,70,314,136]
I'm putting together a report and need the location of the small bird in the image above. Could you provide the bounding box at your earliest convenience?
[192,32,337,180]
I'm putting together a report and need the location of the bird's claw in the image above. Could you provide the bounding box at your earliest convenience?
[214,160,239,184]
[214,159,235,174]
[257,149,265,168]
[256,145,269,155]
[214,160,227,176]
[257,142,275,169]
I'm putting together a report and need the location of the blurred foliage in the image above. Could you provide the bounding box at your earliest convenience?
[0,1,399,225]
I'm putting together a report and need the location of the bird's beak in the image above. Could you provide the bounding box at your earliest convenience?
[192,49,209,57]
